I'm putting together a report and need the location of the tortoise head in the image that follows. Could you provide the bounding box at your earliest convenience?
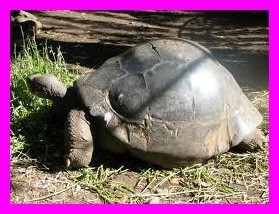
[27,74,67,101]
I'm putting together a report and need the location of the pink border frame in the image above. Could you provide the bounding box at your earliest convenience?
[1,0,276,211]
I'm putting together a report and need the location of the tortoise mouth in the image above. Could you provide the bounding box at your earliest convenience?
[26,75,40,94]
[26,75,47,98]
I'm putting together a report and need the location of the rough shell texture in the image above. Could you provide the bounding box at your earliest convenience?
[74,39,262,167]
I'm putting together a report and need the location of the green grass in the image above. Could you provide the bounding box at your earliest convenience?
[11,39,80,167]
[10,39,269,204]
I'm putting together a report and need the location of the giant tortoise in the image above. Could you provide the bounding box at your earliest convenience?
[27,39,266,168]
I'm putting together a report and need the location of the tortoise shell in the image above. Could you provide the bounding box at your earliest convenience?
[74,39,262,167]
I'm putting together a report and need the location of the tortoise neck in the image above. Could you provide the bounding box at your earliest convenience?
[52,87,79,122]
[55,87,79,110]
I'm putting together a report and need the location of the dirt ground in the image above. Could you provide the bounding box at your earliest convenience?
[10,10,269,203]
[32,11,268,88]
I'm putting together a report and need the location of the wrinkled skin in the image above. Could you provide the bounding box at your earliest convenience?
[27,39,267,169]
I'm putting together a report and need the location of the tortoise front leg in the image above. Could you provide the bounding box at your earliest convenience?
[64,109,94,168]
